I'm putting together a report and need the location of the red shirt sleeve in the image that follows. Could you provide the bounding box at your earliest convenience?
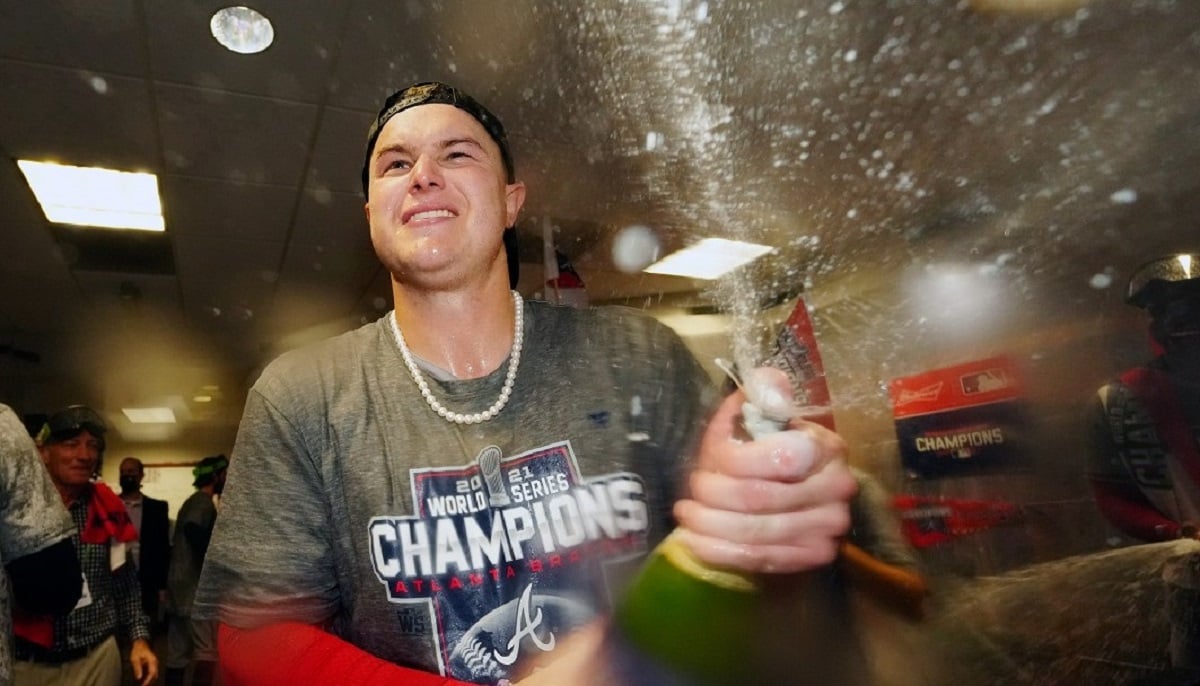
[218,622,476,686]
[1089,479,1180,542]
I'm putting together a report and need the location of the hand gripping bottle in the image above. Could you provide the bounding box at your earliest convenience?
[611,365,793,686]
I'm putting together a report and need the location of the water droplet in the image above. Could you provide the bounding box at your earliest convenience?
[1109,188,1137,204]
[612,225,661,273]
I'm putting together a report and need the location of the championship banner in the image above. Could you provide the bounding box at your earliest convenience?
[889,355,1027,478]
[763,296,835,431]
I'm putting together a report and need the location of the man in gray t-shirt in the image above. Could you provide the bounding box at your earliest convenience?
[166,455,227,686]
[195,81,857,686]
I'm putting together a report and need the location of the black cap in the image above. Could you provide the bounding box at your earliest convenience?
[361,81,521,290]
[361,81,515,198]
[41,405,106,445]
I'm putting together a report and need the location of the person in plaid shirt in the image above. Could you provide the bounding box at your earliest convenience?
[15,406,158,686]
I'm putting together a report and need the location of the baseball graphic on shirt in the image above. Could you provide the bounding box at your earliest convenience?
[448,587,592,681]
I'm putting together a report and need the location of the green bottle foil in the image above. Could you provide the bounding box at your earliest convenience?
[613,532,760,686]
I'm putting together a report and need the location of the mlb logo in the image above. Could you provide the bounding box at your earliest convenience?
[960,369,1009,395]
[891,356,1027,478]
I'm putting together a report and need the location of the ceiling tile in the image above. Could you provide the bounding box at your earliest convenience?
[329,1,549,111]
[291,189,372,252]
[306,106,373,195]
[73,271,183,323]
[156,83,319,185]
[172,235,284,323]
[323,3,441,111]
[270,244,380,332]
[0,265,80,335]
[160,175,296,245]
[0,62,157,167]
[0,1,143,74]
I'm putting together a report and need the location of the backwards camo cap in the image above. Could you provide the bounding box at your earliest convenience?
[360,81,521,289]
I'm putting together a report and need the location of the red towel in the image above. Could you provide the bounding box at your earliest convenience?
[81,481,138,545]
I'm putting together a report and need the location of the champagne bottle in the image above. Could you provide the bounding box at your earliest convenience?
[612,374,792,685]
[611,529,761,686]
[611,298,830,686]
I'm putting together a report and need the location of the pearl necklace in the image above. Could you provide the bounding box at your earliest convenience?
[388,291,524,425]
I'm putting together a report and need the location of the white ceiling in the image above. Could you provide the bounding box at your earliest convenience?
[1,0,1198,452]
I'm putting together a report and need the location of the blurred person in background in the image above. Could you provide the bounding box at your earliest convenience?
[1087,253,1200,543]
[164,456,227,686]
[117,458,170,636]
[0,403,82,685]
[16,406,158,686]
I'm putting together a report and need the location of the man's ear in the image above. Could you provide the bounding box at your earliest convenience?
[505,181,526,228]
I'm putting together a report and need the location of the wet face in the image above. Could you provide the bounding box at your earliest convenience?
[40,429,101,495]
[364,104,525,291]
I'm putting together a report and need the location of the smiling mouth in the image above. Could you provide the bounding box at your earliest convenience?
[407,209,455,223]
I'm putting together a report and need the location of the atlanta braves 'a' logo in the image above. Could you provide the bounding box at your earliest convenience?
[495,583,555,665]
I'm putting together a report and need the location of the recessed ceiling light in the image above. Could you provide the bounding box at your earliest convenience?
[122,407,177,424]
[643,238,774,280]
[210,6,274,54]
[16,161,164,231]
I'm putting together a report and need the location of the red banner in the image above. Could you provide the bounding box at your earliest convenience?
[893,494,1022,548]
[889,355,1022,420]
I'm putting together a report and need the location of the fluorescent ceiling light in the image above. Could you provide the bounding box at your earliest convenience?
[643,237,774,280]
[122,407,177,424]
[211,6,274,54]
[17,161,164,231]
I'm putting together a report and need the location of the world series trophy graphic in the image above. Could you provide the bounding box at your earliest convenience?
[476,445,512,508]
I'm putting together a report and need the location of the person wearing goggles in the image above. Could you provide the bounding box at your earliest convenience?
[17,405,159,685]
[1087,253,1200,543]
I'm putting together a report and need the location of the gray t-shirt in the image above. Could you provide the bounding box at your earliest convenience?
[195,301,715,683]
[0,404,74,684]
[167,490,218,615]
